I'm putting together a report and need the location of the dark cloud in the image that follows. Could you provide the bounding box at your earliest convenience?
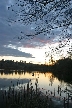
[0,46,34,58]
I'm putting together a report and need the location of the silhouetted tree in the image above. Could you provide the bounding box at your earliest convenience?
[7,0,72,63]
[7,0,72,40]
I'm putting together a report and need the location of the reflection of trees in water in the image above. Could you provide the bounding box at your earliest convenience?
[34,72,40,79]
[45,72,52,78]
[44,72,55,86]
[49,74,55,86]
[52,72,72,84]
[0,71,3,75]
[0,69,72,85]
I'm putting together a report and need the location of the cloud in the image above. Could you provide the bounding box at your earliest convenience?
[0,45,34,58]
[0,0,72,59]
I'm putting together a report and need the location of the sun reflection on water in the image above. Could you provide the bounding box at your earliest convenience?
[0,71,71,98]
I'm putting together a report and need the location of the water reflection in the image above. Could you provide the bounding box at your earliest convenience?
[0,71,72,94]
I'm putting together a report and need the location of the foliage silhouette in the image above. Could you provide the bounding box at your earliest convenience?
[7,0,72,40]
[7,0,72,62]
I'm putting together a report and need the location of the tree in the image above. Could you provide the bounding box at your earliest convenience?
[7,0,72,61]
[7,0,72,39]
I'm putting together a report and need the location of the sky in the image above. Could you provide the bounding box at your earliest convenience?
[0,0,72,64]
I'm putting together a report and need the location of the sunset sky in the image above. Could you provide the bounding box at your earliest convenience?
[0,0,72,64]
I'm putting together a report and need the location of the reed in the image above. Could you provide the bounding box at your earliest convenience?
[1,79,72,108]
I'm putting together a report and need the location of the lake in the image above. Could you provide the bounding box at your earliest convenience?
[0,70,72,108]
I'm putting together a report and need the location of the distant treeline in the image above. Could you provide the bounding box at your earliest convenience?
[0,58,72,73]
[0,60,51,72]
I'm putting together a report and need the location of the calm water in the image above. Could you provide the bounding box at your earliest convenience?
[0,71,72,98]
